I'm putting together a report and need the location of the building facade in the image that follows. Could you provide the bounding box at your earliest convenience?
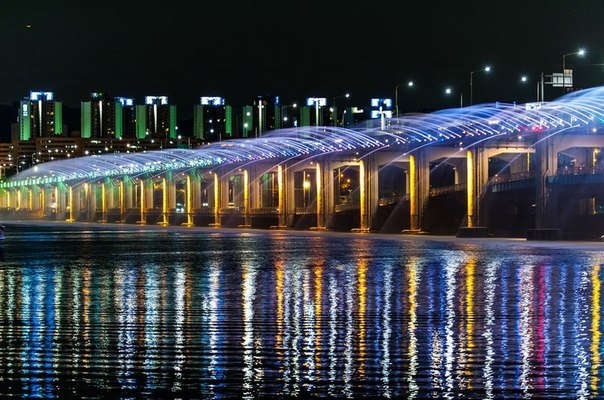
[19,91,63,140]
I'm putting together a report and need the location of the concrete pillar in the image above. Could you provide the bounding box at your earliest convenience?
[166,172,176,211]
[284,164,297,228]
[243,169,251,227]
[212,172,221,226]
[466,150,476,228]
[189,172,202,210]
[123,178,133,211]
[159,176,169,226]
[535,137,558,229]
[408,151,429,232]
[183,174,194,226]
[66,185,75,222]
[277,164,286,227]
[315,161,326,229]
[360,155,379,232]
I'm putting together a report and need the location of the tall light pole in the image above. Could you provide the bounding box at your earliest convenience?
[562,48,585,87]
[520,75,541,102]
[307,97,326,127]
[395,81,414,118]
[280,103,297,128]
[445,87,463,108]
[332,93,350,126]
[469,65,491,106]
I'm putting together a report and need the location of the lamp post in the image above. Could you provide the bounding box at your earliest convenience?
[445,87,463,108]
[395,80,414,117]
[332,93,350,126]
[562,48,585,87]
[307,97,326,127]
[469,65,491,106]
[520,75,541,102]
[280,103,297,128]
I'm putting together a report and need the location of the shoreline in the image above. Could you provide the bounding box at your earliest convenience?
[3,219,603,250]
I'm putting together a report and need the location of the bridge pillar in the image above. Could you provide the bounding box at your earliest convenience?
[88,183,97,222]
[97,182,107,222]
[277,164,287,228]
[182,173,194,227]
[30,186,40,215]
[136,178,154,224]
[408,152,429,232]
[359,155,378,232]
[284,164,297,228]
[123,177,133,211]
[528,136,562,239]
[243,169,251,227]
[457,148,490,237]
[166,171,177,213]
[212,172,221,226]
[314,161,327,230]
[189,172,202,211]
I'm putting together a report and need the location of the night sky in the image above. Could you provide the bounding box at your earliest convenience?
[1,1,603,113]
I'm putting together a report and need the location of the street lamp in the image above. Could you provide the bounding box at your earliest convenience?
[332,93,350,126]
[307,97,327,127]
[520,75,541,102]
[280,103,297,128]
[562,48,585,87]
[395,80,414,117]
[469,65,491,106]
[445,87,463,108]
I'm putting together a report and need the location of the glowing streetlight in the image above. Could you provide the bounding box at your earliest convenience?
[332,93,350,126]
[469,65,491,106]
[562,48,585,88]
[395,80,414,117]
[520,75,541,102]
[445,87,463,108]
[280,103,297,128]
[307,97,327,127]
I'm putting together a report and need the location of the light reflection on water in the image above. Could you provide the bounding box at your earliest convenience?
[0,226,603,398]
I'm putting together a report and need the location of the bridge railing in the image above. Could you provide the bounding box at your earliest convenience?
[488,171,535,184]
[334,203,359,212]
[429,183,467,196]
[557,165,604,175]
[378,194,409,206]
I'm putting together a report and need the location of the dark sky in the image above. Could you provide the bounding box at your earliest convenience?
[1,1,604,113]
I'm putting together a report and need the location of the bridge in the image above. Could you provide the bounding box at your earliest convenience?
[3,87,604,239]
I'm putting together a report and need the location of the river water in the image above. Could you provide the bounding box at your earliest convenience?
[0,223,602,399]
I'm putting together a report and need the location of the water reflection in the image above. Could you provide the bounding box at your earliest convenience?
[0,229,604,398]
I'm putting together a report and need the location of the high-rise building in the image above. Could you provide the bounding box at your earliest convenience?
[19,91,63,140]
[81,92,133,139]
[115,97,137,139]
[193,97,233,142]
[135,96,177,141]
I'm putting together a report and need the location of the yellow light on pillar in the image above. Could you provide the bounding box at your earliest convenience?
[359,160,366,231]
[213,172,220,225]
[139,179,145,224]
[466,150,474,228]
[409,154,417,231]
[315,163,322,228]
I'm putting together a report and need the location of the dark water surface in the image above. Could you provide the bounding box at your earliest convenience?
[0,223,603,399]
